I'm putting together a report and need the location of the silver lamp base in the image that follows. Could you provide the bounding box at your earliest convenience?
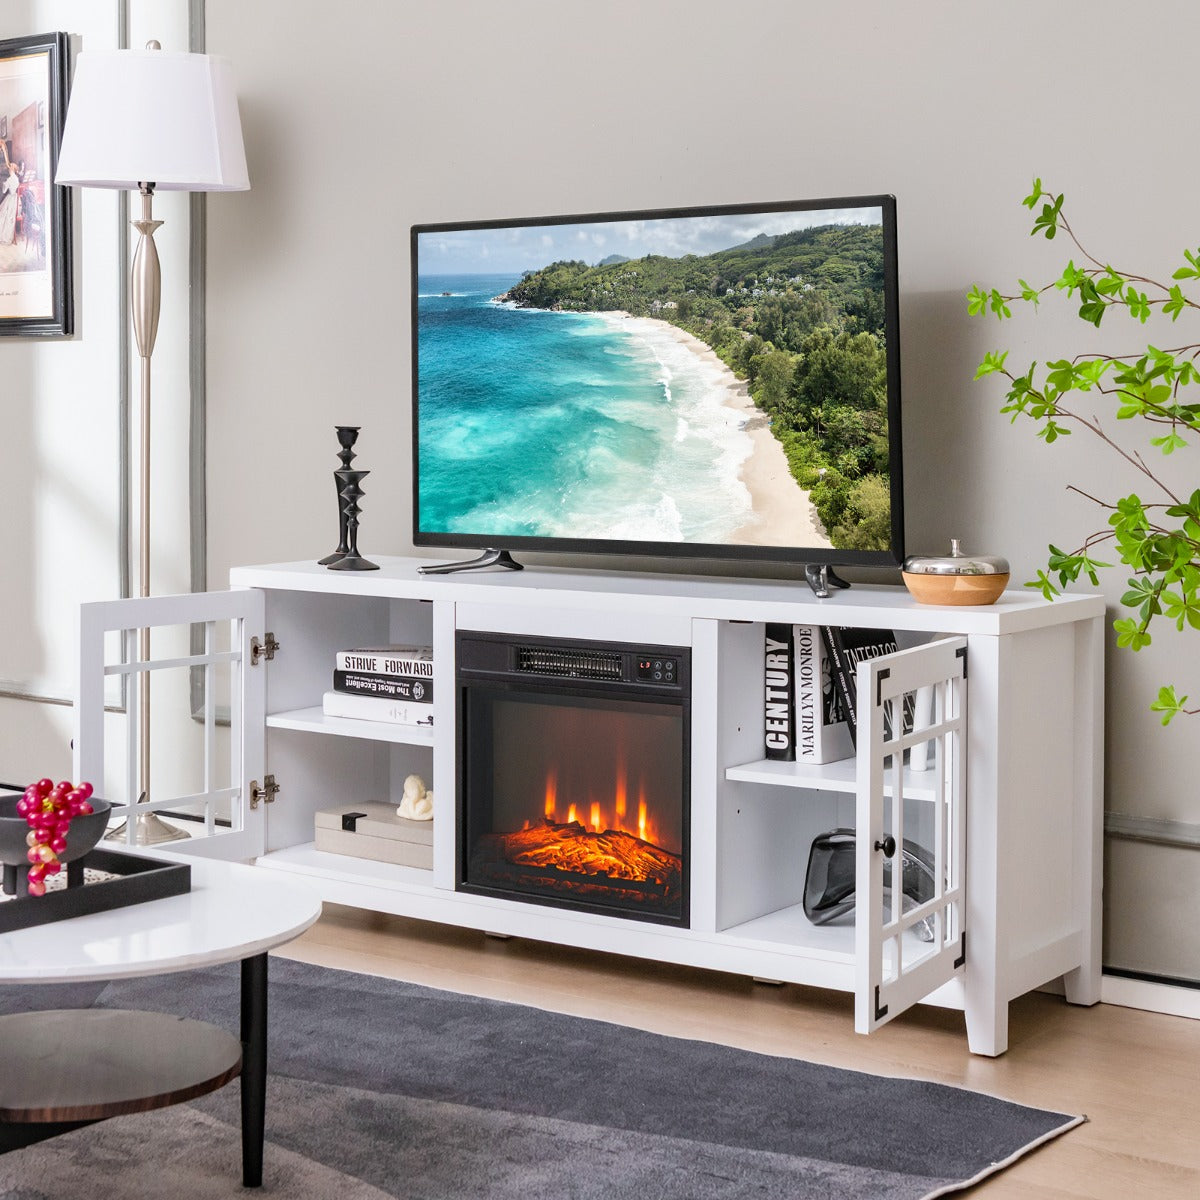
[105,808,189,846]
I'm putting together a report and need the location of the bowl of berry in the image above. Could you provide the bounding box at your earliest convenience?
[0,779,110,896]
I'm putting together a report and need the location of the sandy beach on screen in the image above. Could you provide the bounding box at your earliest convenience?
[605,314,831,548]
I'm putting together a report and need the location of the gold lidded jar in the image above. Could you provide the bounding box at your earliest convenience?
[902,538,1010,606]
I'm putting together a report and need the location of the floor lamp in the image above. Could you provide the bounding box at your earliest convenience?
[55,42,249,844]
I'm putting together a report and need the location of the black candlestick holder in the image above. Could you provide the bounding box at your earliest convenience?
[327,468,378,571]
[318,425,361,565]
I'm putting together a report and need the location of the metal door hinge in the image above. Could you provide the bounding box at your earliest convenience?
[249,774,279,810]
[251,632,280,665]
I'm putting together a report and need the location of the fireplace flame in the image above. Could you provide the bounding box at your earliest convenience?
[541,763,667,850]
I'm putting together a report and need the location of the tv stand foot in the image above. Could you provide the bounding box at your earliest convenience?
[804,564,851,598]
[418,548,524,575]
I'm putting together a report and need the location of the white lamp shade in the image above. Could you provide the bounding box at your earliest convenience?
[55,47,249,192]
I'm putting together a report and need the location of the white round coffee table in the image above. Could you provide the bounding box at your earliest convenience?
[0,857,321,1188]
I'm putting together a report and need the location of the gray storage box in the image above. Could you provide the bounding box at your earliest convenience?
[314,803,433,870]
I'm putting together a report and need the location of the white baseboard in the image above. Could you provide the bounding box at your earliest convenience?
[1100,973,1200,1020]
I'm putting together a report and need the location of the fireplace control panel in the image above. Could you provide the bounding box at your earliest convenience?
[458,632,690,696]
[636,656,678,685]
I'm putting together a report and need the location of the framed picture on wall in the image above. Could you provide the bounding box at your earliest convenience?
[0,32,72,337]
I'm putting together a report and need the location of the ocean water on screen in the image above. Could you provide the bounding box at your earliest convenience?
[415,274,755,544]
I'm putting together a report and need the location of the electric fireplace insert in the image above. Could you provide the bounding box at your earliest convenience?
[456,631,690,927]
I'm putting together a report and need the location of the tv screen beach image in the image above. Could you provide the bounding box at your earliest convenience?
[414,202,895,555]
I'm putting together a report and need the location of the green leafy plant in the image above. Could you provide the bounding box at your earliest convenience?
[968,179,1200,723]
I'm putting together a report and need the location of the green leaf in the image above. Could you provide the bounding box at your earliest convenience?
[1056,260,1086,294]
[1172,248,1200,281]
[1161,577,1200,631]
[967,285,1011,320]
[1164,489,1200,522]
[1024,569,1060,601]
[974,350,1009,380]
[1164,284,1188,321]
[1150,684,1188,725]
[1124,287,1151,323]
[1018,278,1040,304]
[1045,544,1110,587]
[1031,192,1064,240]
[1113,616,1152,650]
[1151,431,1188,454]
[1022,178,1045,210]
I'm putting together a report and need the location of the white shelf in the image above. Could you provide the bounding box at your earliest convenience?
[266,706,436,747]
[255,841,435,889]
[725,755,941,800]
[720,902,855,960]
[719,901,939,972]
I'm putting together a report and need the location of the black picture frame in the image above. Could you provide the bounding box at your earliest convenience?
[0,32,72,337]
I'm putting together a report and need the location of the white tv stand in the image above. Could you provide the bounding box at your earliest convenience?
[75,557,1105,1056]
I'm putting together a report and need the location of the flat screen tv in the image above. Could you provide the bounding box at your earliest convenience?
[411,195,903,576]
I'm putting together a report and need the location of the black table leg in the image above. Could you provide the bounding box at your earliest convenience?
[240,952,268,1188]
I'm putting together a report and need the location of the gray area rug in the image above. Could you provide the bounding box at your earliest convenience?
[0,959,1081,1199]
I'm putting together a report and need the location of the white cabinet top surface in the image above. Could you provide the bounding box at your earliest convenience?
[230,556,1104,636]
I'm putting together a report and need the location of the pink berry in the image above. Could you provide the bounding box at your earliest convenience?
[50,836,67,853]
[77,781,93,800]
[79,802,93,815]
[34,778,53,796]
[15,797,30,817]
[26,847,41,864]
[27,879,45,897]
[45,860,61,875]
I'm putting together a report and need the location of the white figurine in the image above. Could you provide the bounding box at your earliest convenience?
[397,773,434,821]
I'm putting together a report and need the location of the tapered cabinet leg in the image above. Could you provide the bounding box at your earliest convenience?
[964,977,1009,1057]
[240,952,268,1187]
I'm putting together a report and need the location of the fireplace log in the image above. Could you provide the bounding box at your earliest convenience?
[470,819,683,909]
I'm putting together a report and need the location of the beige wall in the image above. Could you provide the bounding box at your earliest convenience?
[3,0,1197,980]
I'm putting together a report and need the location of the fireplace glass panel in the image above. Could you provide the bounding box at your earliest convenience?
[460,688,689,926]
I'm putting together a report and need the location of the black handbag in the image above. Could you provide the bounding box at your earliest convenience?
[803,828,937,942]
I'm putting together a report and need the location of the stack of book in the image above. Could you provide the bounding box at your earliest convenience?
[322,645,434,726]
[762,623,917,762]
[764,623,852,764]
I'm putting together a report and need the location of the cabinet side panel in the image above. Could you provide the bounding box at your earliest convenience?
[689,619,720,933]
[994,624,1082,972]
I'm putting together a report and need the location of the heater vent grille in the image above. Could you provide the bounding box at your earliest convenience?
[515,646,624,681]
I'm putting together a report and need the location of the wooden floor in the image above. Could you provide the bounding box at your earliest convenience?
[277,904,1200,1198]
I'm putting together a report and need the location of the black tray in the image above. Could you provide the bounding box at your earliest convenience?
[0,848,191,933]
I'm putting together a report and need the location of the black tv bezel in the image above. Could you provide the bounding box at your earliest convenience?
[410,194,904,569]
